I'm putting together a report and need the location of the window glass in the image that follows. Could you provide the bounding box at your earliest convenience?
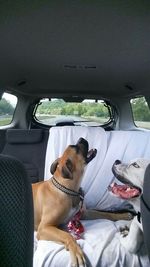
[131,96,150,129]
[0,92,17,126]
[34,98,111,126]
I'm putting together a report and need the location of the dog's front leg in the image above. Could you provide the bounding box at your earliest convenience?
[37,223,86,267]
[119,217,143,253]
[81,209,134,221]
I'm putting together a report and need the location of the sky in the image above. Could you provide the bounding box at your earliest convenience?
[3,93,17,107]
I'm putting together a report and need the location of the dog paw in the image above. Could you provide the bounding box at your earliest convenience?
[119,225,129,237]
[126,212,135,220]
[120,211,135,221]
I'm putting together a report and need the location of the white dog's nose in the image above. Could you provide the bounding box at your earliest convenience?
[115,160,121,165]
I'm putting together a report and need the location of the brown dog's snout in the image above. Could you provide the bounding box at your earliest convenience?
[77,138,97,164]
[76,137,89,157]
[77,137,89,148]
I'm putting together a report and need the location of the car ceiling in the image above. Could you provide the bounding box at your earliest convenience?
[0,0,150,99]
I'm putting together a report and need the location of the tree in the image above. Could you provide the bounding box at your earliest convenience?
[0,98,14,115]
[132,97,150,121]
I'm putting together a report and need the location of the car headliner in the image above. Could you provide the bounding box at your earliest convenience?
[0,1,150,99]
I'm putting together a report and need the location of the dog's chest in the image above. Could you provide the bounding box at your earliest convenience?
[63,197,83,225]
[130,199,143,230]
[63,207,80,225]
[130,198,140,213]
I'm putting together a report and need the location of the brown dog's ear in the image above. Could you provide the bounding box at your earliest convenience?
[50,158,59,175]
[61,159,73,179]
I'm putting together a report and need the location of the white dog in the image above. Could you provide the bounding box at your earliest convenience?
[109,158,150,253]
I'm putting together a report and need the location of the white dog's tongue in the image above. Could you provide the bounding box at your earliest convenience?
[109,182,141,199]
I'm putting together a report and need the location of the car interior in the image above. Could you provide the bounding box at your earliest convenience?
[0,1,150,266]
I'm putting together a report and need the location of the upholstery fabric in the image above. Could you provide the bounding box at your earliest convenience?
[0,154,34,267]
[6,129,43,144]
[141,164,150,262]
[2,129,49,183]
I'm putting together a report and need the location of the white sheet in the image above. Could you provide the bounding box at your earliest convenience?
[34,127,150,267]
[34,219,149,267]
[44,126,128,209]
[95,130,150,210]
[44,126,109,207]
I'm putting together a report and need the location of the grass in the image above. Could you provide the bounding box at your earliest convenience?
[0,118,12,126]
[135,121,150,129]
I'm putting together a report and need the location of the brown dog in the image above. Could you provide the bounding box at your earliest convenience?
[32,138,133,267]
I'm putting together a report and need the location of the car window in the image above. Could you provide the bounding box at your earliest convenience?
[0,92,17,126]
[131,96,150,129]
[34,98,112,127]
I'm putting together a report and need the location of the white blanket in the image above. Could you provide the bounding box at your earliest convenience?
[34,126,150,267]
[44,126,109,207]
[34,219,149,267]
[44,126,126,209]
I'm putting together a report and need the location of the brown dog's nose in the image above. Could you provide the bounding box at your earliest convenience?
[77,137,88,147]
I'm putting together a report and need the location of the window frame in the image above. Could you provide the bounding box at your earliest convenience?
[33,98,115,128]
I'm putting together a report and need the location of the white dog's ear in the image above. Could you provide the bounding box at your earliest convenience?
[50,158,60,174]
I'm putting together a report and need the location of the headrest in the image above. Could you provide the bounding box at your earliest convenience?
[6,129,43,144]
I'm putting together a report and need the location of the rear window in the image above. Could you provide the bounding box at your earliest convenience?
[34,98,112,127]
[0,92,17,126]
[131,96,150,129]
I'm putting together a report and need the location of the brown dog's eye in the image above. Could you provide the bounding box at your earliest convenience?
[132,162,140,168]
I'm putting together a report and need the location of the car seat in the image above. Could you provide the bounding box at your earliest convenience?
[141,163,150,262]
[0,154,34,267]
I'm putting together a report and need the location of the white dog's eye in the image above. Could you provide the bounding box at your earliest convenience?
[132,162,140,168]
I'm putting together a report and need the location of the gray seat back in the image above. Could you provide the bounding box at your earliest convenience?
[2,129,49,183]
[141,164,150,262]
[0,154,34,267]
